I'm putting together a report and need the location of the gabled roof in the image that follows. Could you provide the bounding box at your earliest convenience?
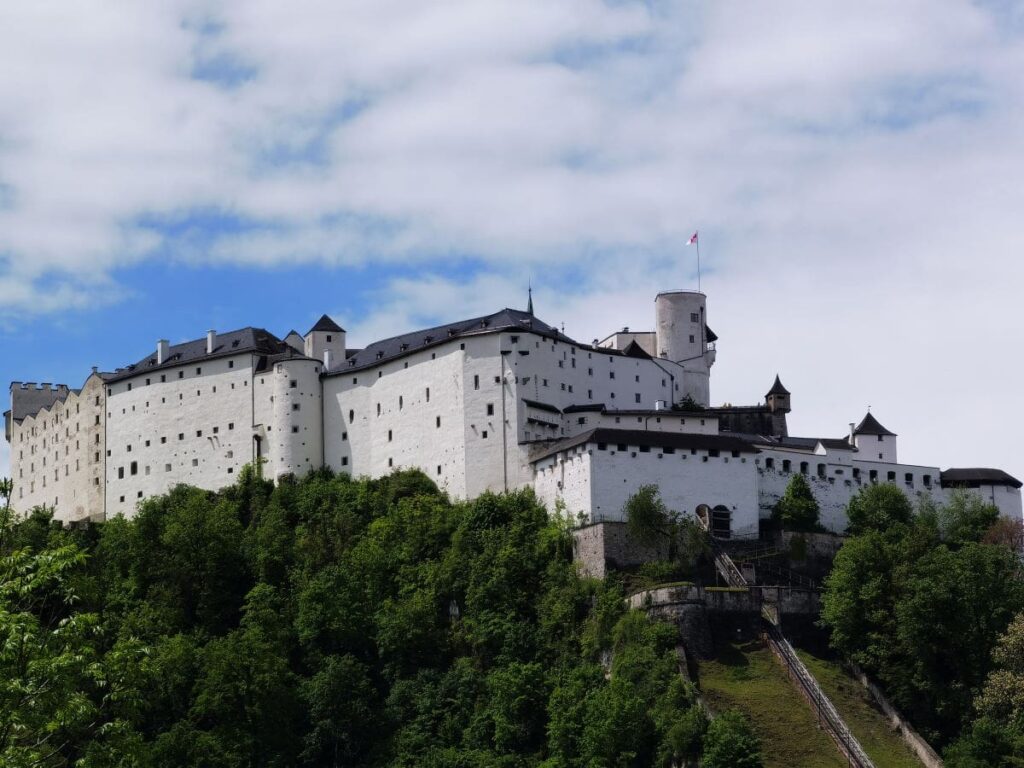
[106,328,312,383]
[940,468,1022,490]
[622,340,651,359]
[529,428,755,463]
[307,314,344,334]
[326,308,577,375]
[853,412,896,437]
[766,374,790,397]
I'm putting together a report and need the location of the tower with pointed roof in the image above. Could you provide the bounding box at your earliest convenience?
[304,314,346,371]
[765,375,791,415]
[851,411,898,463]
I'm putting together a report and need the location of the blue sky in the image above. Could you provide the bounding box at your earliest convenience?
[3,1,1024,483]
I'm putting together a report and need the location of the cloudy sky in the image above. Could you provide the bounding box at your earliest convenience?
[2,1,1023,484]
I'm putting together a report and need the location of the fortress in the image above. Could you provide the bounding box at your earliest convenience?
[5,289,1022,535]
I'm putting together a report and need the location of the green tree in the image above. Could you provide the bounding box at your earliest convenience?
[701,710,762,768]
[625,485,672,546]
[822,517,1024,743]
[937,490,1000,547]
[773,474,821,532]
[0,545,145,767]
[845,483,912,534]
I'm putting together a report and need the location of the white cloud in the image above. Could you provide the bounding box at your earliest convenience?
[1,1,1023,479]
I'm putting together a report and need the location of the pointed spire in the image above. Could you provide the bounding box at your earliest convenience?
[527,281,534,315]
[766,374,790,397]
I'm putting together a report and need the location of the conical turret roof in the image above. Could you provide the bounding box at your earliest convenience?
[307,314,344,334]
[766,374,790,397]
[853,412,896,437]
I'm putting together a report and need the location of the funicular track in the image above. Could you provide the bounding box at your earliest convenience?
[699,520,876,768]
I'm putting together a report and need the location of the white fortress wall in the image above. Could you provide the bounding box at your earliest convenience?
[754,446,945,532]
[105,352,255,518]
[325,342,471,498]
[533,449,594,523]
[8,375,106,523]
[535,437,760,537]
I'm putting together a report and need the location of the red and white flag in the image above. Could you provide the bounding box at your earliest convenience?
[687,231,698,245]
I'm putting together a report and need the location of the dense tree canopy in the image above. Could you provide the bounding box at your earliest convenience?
[0,468,742,767]
[821,490,1024,754]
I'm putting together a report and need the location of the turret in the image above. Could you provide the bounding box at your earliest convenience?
[765,375,791,414]
[304,315,346,371]
[655,290,716,406]
[852,412,898,463]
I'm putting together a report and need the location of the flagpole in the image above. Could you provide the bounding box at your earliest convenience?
[696,237,701,293]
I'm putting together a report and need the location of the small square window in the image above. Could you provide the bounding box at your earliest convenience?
[192,458,199,467]
[341,456,349,466]
[290,379,297,388]
[291,426,299,433]
[228,422,234,430]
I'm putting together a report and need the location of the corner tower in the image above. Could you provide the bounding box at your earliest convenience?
[655,290,716,406]
[304,315,346,371]
[852,412,898,463]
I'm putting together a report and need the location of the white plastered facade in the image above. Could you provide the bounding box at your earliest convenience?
[5,290,1022,532]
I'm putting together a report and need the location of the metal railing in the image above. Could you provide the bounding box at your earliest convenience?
[764,623,876,768]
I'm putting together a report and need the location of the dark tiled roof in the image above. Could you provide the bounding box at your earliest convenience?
[7,384,73,421]
[563,403,606,413]
[308,314,344,334]
[940,468,1022,489]
[523,398,562,414]
[766,374,790,397]
[622,340,651,359]
[530,428,756,463]
[106,328,311,383]
[816,438,854,451]
[853,412,896,437]
[327,308,577,375]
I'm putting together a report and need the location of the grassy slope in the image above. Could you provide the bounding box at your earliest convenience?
[796,650,923,768]
[697,640,848,768]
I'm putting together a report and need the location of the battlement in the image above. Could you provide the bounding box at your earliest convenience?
[10,381,70,393]
[8,381,73,423]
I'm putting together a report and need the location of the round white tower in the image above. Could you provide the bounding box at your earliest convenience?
[655,290,716,406]
[269,359,323,480]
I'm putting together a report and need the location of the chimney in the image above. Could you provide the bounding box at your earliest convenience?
[91,366,98,374]
[206,330,216,355]
[849,422,856,445]
[157,339,169,365]
[323,349,332,370]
